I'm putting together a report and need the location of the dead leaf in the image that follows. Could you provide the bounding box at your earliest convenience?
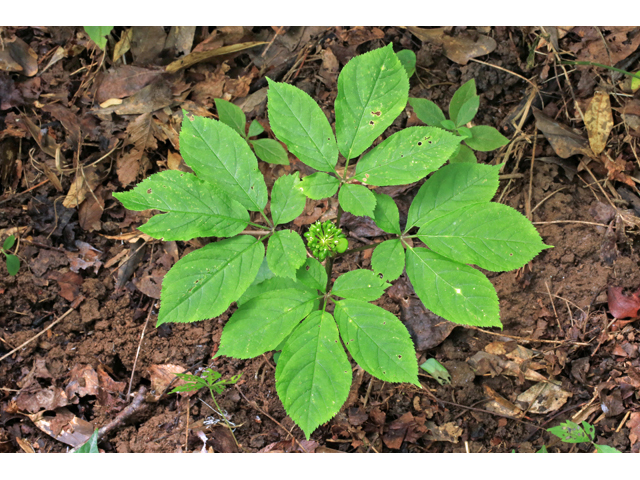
[382,412,428,449]
[423,421,462,443]
[147,364,187,401]
[47,270,83,302]
[319,47,339,87]
[134,267,165,299]
[533,108,593,158]
[165,26,196,57]
[28,408,94,447]
[17,115,59,157]
[572,27,640,66]
[604,154,635,187]
[66,240,103,274]
[516,381,572,414]
[0,36,38,77]
[627,412,640,453]
[166,41,266,73]
[99,76,175,116]
[112,27,133,63]
[65,364,99,400]
[483,385,524,417]
[607,285,640,319]
[584,91,613,155]
[62,166,100,208]
[78,185,106,232]
[15,382,69,413]
[15,437,35,453]
[42,103,82,149]
[117,113,161,185]
[468,351,547,382]
[259,439,319,453]
[130,26,167,65]
[407,27,496,65]
[95,65,163,104]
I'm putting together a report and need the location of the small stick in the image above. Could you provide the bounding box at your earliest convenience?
[533,220,610,228]
[0,179,49,206]
[616,411,631,433]
[127,305,154,399]
[0,296,84,362]
[465,325,589,346]
[185,400,190,451]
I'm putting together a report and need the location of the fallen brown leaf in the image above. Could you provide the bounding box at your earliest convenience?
[584,91,613,155]
[533,108,592,158]
[607,285,640,319]
[95,65,163,104]
[407,27,496,65]
[28,408,94,447]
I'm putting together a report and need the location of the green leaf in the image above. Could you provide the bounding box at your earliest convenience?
[215,98,246,138]
[355,127,461,186]
[449,144,477,164]
[417,203,550,272]
[5,254,19,276]
[409,98,446,127]
[440,119,456,130]
[335,44,409,160]
[238,276,310,307]
[454,96,480,127]
[372,192,401,235]
[180,112,267,212]
[3,235,15,251]
[297,257,327,293]
[158,236,264,326]
[406,163,500,231]
[75,429,100,453]
[582,421,595,442]
[250,256,276,287]
[449,79,477,126]
[84,26,113,50]
[299,173,340,200]
[464,125,509,152]
[536,445,548,453]
[371,239,405,281]
[113,171,249,241]
[420,358,451,385]
[248,120,265,137]
[270,173,306,226]
[251,138,289,165]
[457,127,472,140]
[266,79,338,173]
[267,230,307,280]
[334,299,419,385]
[396,49,416,78]
[217,288,317,359]
[338,184,376,218]
[547,421,591,444]
[405,247,501,327]
[276,311,351,440]
[331,269,390,301]
[594,444,621,453]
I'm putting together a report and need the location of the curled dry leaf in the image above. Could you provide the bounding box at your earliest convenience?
[584,91,613,155]
[147,364,188,401]
[607,285,640,319]
[533,108,592,158]
[483,385,523,418]
[28,407,94,448]
[407,27,496,65]
[516,381,572,414]
[66,240,103,274]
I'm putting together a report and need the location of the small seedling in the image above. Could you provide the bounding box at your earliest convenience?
[2,235,20,276]
[115,43,550,439]
[171,368,242,448]
[409,79,509,163]
[419,358,451,385]
[544,420,621,453]
[74,429,100,453]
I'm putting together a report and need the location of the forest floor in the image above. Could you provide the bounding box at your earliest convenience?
[1,26,640,453]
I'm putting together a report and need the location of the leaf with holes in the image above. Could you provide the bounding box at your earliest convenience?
[158,236,264,326]
[355,127,461,187]
[332,269,390,301]
[267,230,307,280]
[267,79,338,172]
[299,173,340,200]
[180,112,267,212]
[417,203,551,272]
[406,162,500,231]
[276,311,351,440]
[113,171,249,241]
[371,239,405,282]
[338,183,376,218]
[217,287,318,359]
[335,43,409,160]
[406,247,501,327]
[296,257,327,293]
[334,299,419,385]
[270,173,306,226]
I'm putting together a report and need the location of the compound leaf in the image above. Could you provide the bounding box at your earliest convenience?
[335,44,409,160]
[332,269,390,301]
[299,173,340,200]
[464,125,509,152]
[406,247,501,327]
[113,171,249,241]
[214,98,246,138]
[158,236,264,326]
[355,127,461,186]
[409,98,446,127]
[449,79,477,126]
[417,203,550,272]
[406,162,500,231]
[251,138,289,165]
[371,239,405,281]
[5,254,19,276]
[267,79,337,173]
[267,230,307,280]
[180,112,267,212]
[372,192,401,235]
[339,183,376,218]
[297,257,327,293]
[84,26,113,50]
[217,288,317,359]
[334,299,419,385]
[276,311,351,440]
[271,173,306,226]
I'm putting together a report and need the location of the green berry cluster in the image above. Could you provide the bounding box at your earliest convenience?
[304,220,348,261]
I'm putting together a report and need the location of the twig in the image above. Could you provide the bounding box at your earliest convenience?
[533,220,610,228]
[0,179,50,206]
[0,296,84,362]
[185,399,190,450]
[465,325,589,346]
[127,305,154,399]
[235,385,308,453]
[531,187,568,214]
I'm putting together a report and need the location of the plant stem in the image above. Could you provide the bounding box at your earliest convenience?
[248,220,270,230]
[209,388,242,452]
[339,242,379,257]
[259,210,274,229]
[238,229,272,236]
[322,256,334,308]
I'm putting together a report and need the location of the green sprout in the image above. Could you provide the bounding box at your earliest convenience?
[304,220,348,261]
